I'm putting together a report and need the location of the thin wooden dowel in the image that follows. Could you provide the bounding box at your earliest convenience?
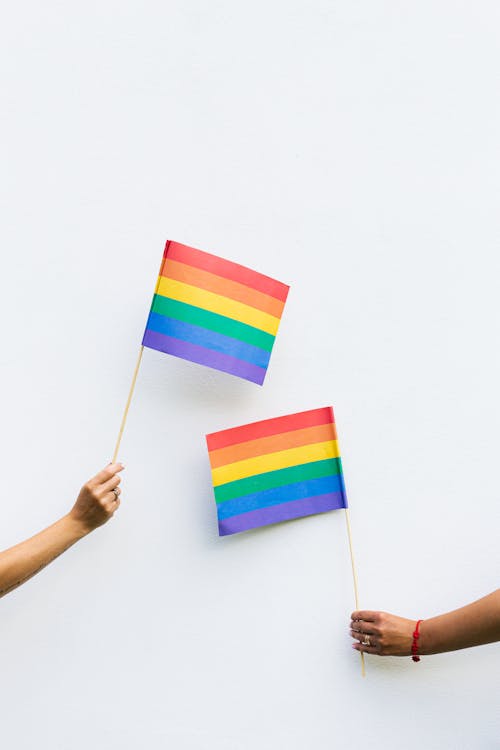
[112,346,144,463]
[344,507,366,677]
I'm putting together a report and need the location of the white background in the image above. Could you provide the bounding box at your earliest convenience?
[1,2,499,748]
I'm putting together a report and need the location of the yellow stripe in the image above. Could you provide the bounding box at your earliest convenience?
[157,277,281,336]
[211,440,340,486]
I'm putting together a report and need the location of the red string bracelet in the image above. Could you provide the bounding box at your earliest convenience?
[411,619,423,662]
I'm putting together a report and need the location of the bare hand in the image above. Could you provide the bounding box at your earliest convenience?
[69,463,124,534]
[350,610,416,656]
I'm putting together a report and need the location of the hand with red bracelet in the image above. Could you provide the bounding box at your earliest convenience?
[350,611,417,656]
[350,589,500,658]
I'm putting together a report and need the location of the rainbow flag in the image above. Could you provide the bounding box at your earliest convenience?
[142,241,289,385]
[206,407,347,536]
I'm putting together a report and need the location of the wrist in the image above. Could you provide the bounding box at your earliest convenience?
[411,619,424,661]
[418,617,440,655]
[62,513,93,541]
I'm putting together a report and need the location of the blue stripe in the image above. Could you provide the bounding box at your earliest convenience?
[216,474,346,520]
[146,312,271,369]
[218,492,346,535]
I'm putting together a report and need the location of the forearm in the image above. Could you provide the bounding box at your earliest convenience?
[420,590,500,654]
[0,515,88,598]
[351,589,500,657]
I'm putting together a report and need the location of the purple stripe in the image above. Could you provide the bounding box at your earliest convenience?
[218,491,346,536]
[143,328,266,385]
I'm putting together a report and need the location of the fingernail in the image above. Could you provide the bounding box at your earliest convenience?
[352,644,358,649]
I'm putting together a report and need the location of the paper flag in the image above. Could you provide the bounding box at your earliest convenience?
[206,407,347,536]
[142,241,289,385]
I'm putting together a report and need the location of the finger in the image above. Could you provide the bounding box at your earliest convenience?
[107,487,121,503]
[90,463,125,486]
[350,630,364,644]
[108,494,121,509]
[350,633,377,652]
[103,492,121,511]
[350,627,376,645]
[352,642,380,655]
[350,620,378,635]
[351,610,378,622]
[99,474,122,494]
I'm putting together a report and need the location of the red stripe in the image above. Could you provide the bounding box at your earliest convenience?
[206,407,335,451]
[163,240,289,302]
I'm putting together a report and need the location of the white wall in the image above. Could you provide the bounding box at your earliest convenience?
[1,2,499,748]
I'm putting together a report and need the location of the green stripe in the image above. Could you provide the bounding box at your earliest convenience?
[214,458,343,504]
[152,295,275,352]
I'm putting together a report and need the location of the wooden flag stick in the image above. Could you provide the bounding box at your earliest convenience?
[344,507,366,677]
[112,346,145,463]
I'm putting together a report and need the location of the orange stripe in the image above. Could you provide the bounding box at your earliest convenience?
[162,259,285,319]
[164,240,290,301]
[208,423,338,469]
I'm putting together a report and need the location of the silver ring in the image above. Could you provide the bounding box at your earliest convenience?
[362,635,371,646]
[112,487,120,500]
